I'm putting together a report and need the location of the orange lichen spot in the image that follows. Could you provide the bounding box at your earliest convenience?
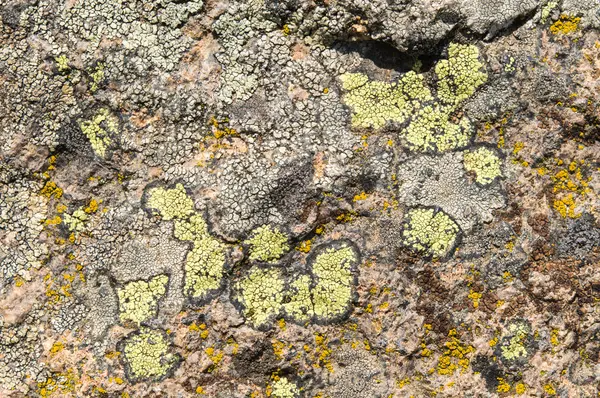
[515,382,526,395]
[40,181,63,199]
[84,198,99,213]
[56,203,67,213]
[296,239,312,253]
[550,329,560,346]
[353,191,368,202]
[553,194,581,218]
[550,15,581,35]
[277,318,286,331]
[497,378,511,393]
[44,216,62,226]
[196,386,206,394]
[512,142,524,155]
[544,383,556,395]
[468,290,482,309]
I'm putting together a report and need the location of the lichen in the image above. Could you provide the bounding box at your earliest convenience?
[79,108,118,158]
[500,322,531,362]
[146,184,195,221]
[244,225,289,263]
[311,243,357,320]
[463,147,502,185]
[184,236,226,299]
[270,377,299,398]
[236,267,285,327]
[117,274,169,325]
[62,208,88,232]
[284,275,314,322]
[121,328,178,381]
[402,207,459,258]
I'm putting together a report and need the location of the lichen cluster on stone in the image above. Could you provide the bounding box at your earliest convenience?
[121,328,178,381]
[340,43,488,153]
[402,208,460,258]
[271,377,299,398]
[79,109,118,158]
[244,225,290,263]
[117,274,169,325]
[463,147,503,185]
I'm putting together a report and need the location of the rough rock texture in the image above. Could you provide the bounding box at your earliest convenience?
[1,0,600,397]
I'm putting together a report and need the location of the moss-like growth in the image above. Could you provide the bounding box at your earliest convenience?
[463,147,502,185]
[185,236,226,299]
[271,377,299,398]
[121,328,178,382]
[311,242,358,320]
[146,183,195,221]
[236,267,285,328]
[79,108,118,158]
[244,225,289,263]
[117,274,169,325]
[402,208,459,258]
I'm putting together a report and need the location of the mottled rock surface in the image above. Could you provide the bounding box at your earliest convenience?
[1,0,599,396]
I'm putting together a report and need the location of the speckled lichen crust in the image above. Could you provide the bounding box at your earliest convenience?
[120,328,179,382]
[79,109,118,158]
[310,241,360,321]
[244,225,290,263]
[146,184,195,221]
[144,183,227,302]
[235,267,286,328]
[63,208,88,232]
[117,274,169,325]
[184,236,226,299]
[283,275,314,323]
[463,146,503,185]
[402,207,460,258]
[397,151,506,232]
[497,320,534,364]
[271,377,300,398]
[340,43,488,153]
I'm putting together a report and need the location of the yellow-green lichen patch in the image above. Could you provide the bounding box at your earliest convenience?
[174,213,208,241]
[435,43,488,105]
[463,147,502,185]
[403,104,472,152]
[499,322,531,362]
[185,236,226,299]
[121,328,178,382]
[55,55,69,72]
[146,183,195,220]
[310,242,358,320]
[79,108,118,158]
[271,377,299,398]
[339,71,431,130]
[340,43,487,153]
[117,274,169,325]
[62,208,88,232]
[236,267,285,328]
[402,208,459,258]
[244,225,289,263]
[283,275,314,322]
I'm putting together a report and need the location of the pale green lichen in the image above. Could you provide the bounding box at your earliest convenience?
[185,236,226,299]
[55,55,69,72]
[244,225,289,263]
[90,62,105,92]
[435,43,488,105]
[122,328,177,381]
[501,322,530,361]
[146,183,195,221]
[174,213,208,241]
[541,1,559,24]
[339,71,431,130]
[79,108,118,158]
[283,275,313,322]
[463,147,502,185]
[117,274,169,325]
[63,208,88,232]
[236,267,285,327]
[402,208,459,258]
[340,43,487,153]
[271,377,299,398]
[311,245,357,320]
